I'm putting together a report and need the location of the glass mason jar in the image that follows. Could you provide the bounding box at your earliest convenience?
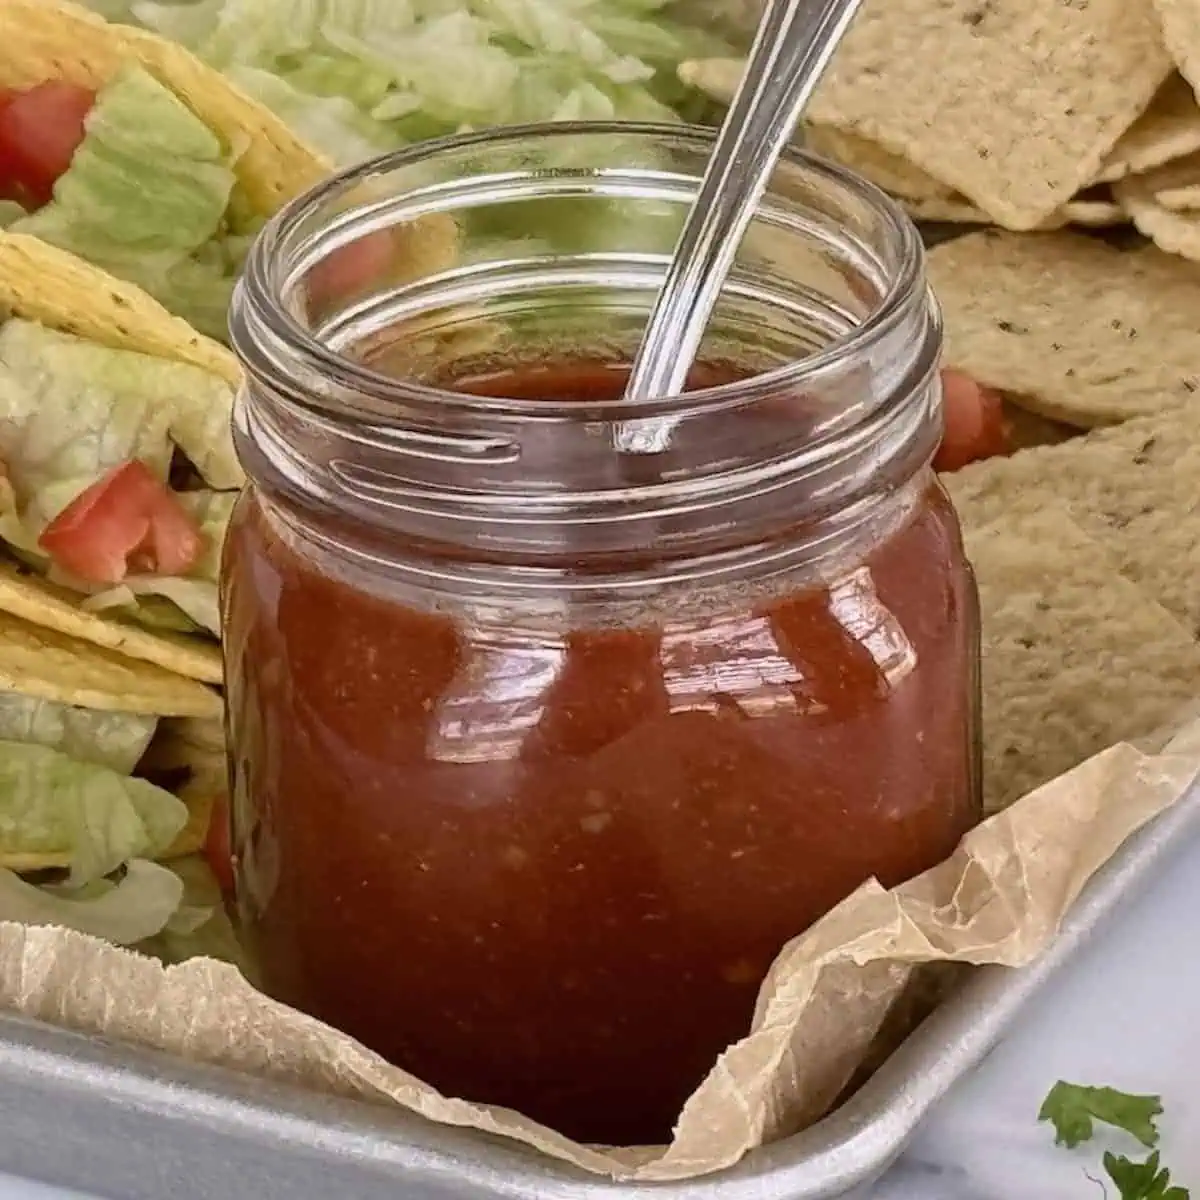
[225,122,981,1148]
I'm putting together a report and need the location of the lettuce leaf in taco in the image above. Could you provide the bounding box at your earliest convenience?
[1,67,251,342]
[0,318,239,639]
[0,0,461,341]
[0,599,221,944]
[0,0,328,340]
[0,231,238,682]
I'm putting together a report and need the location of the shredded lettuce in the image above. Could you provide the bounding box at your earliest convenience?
[0,741,187,886]
[77,0,732,275]
[1,859,185,945]
[0,693,156,775]
[222,65,393,164]
[100,0,729,165]
[11,66,248,342]
[0,319,239,614]
[135,855,247,969]
[0,320,239,541]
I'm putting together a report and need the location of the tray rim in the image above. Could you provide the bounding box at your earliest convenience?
[0,774,1195,1200]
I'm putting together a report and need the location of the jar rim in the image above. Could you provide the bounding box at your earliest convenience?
[236,119,928,421]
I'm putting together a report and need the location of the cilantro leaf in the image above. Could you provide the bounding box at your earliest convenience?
[1104,1151,1190,1200]
[1040,1082,1164,1149]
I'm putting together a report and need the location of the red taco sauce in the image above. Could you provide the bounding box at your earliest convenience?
[224,358,981,1147]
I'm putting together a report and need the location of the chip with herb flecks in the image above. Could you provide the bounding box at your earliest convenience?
[804,0,1169,230]
[945,400,1200,636]
[1096,74,1200,184]
[928,231,1200,428]
[678,56,1132,229]
[963,506,1200,813]
[1115,159,1200,261]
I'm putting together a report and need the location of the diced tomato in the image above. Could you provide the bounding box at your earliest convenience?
[307,229,397,313]
[204,795,235,897]
[0,82,95,209]
[933,368,1010,473]
[38,459,206,585]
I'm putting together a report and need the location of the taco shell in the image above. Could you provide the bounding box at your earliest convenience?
[0,609,220,718]
[0,562,223,685]
[0,612,220,873]
[0,0,328,214]
[0,234,235,682]
[0,232,240,386]
[141,718,226,860]
[0,0,461,296]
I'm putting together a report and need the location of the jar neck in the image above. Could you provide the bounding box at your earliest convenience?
[230,122,943,571]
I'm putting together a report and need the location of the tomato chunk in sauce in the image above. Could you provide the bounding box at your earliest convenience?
[224,360,981,1145]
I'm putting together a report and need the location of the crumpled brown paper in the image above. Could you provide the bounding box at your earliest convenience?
[0,727,1196,1182]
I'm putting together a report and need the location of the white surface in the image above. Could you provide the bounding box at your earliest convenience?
[864,823,1200,1199]
[0,832,1196,1200]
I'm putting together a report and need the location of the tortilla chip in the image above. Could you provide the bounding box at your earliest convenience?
[946,401,1200,633]
[680,57,1132,231]
[683,62,1121,231]
[1152,0,1200,114]
[967,506,1200,815]
[900,195,990,226]
[945,403,1200,527]
[794,0,1168,231]
[927,231,1200,427]
[1095,75,1200,184]
[680,59,951,201]
[1155,187,1200,212]
[1057,195,1128,227]
[0,563,222,686]
[798,126,952,202]
[1002,403,1078,453]
[0,609,221,718]
[902,195,1124,231]
[1115,150,1200,212]
[1114,166,1200,259]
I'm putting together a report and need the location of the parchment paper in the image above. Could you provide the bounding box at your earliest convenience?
[0,721,1195,1181]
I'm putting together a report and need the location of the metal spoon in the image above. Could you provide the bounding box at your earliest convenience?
[615,0,864,454]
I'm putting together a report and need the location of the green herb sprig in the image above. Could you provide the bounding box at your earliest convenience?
[1039,1081,1190,1200]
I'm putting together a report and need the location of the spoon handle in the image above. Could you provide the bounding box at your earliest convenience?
[616,0,864,454]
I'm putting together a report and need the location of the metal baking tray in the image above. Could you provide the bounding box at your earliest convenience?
[0,776,1193,1200]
